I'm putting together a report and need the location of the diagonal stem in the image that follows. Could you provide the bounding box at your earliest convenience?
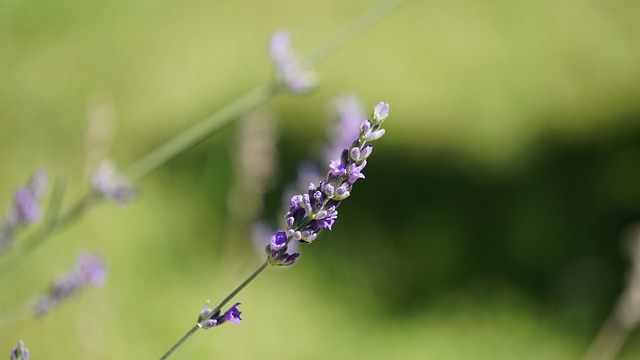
[158,262,269,360]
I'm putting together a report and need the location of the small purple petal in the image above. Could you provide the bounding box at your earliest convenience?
[223,303,242,324]
[270,231,287,250]
[329,159,347,177]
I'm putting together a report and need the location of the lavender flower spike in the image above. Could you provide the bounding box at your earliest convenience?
[91,159,135,204]
[10,340,29,360]
[34,251,106,316]
[269,30,317,94]
[0,170,48,251]
[198,303,242,329]
[266,101,390,264]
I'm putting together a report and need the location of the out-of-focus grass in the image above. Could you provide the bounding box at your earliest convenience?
[2,0,640,358]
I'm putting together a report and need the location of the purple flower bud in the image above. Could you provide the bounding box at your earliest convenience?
[359,120,372,137]
[274,251,300,265]
[287,229,302,241]
[321,182,335,197]
[290,195,302,210]
[334,184,351,200]
[197,300,222,324]
[373,102,390,124]
[363,129,385,142]
[10,340,29,360]
[359,145,373,161]
[201,319,218,329]
[286,216,295,229]
[301,194,313,215]
[270,231,287,251]
[198,303,243,329]
[199,307,213,319]
[300,230,318,243]
[349,147,361,162]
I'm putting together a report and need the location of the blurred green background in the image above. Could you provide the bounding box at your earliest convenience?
[2,0,640,358]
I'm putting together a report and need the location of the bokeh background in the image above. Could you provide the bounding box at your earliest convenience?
[2,0,640,358]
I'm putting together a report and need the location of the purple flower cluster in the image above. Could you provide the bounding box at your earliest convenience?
[34,252,106,316]
[91,159,135,204]
[197,302,242,329]
[269,30,317,94]
[266,102,389,266]
[0,170,47,251]
[10,340,29,360]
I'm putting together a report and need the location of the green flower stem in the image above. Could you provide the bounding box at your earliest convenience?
[158,261,269,360]
[125,83,278,182]
[305,0,408,63]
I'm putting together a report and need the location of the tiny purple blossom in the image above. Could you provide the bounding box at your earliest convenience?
[373,101,390,123]
[10,340,29,360]
[223,303,242,324]
[329,159,347,177]
[198,303,243,329]
[270,231,287,251]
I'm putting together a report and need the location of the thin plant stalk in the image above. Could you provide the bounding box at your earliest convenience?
[158,262,269,360]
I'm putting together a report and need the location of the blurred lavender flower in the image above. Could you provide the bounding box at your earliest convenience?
[228,112,279,226]
[0,170,47,251]
[34,252,106,316]
[323,95,365,164]
[10,340,29,360]
[91,159,135,204]
[269,30,317,94]
[266,101,389,265]
[197,302,242,329]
